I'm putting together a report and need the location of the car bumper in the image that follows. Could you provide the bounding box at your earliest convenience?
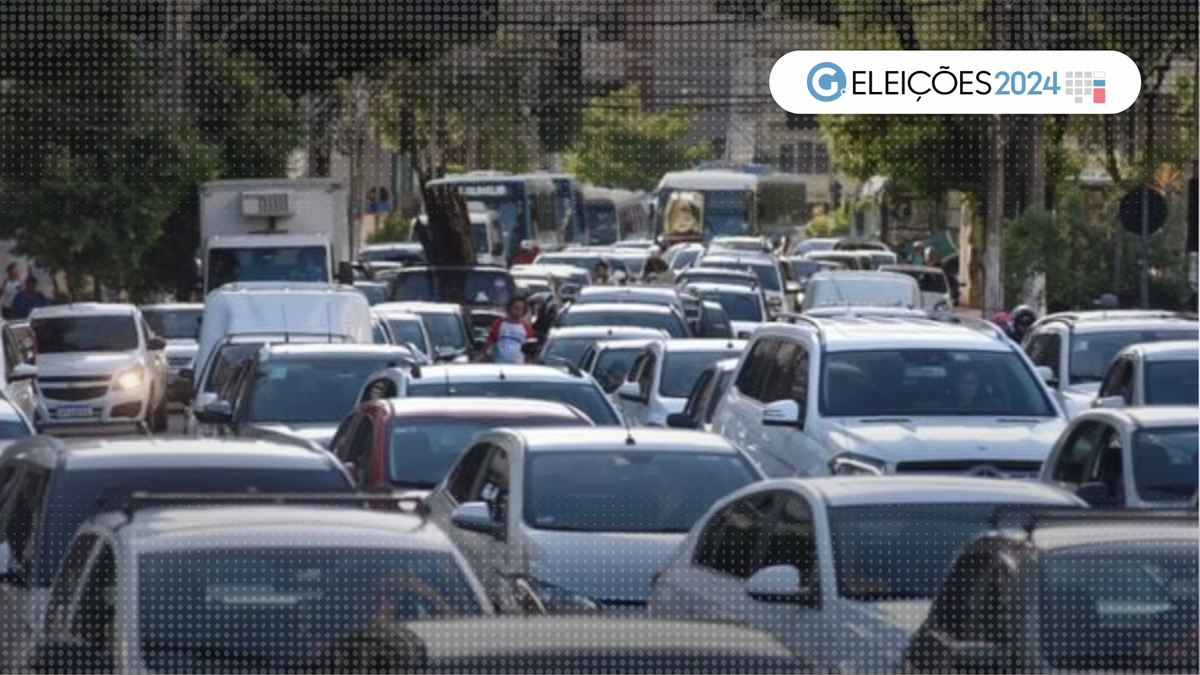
[38,385,151,425]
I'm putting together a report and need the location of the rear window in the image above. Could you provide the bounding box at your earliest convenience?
[407,380,620,426]
[388,270,515,307]
[32,316,139,353]
[203,343,262,393]
[888,269,947,293]
[37,467,352,586]
[143,309,202,340]
[701,260,781,291]
[558,310,688,338]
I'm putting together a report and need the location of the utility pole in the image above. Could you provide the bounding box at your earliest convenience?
[982,0,1008,317]
[161,0,194,117]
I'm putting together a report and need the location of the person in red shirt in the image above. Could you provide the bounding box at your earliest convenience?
[511,240,540,266]
[482,296,535,364]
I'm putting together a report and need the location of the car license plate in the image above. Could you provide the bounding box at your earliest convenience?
[56,406,95,419]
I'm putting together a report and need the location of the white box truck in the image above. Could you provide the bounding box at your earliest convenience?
[199,178,354,294]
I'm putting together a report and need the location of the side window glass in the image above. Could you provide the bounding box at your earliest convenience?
[735,339,774,403]
[330,415,360,463]
[1091,429,1125,496]
[960,561,1009,644]
[936,552,993,637]
[1044,334,1063,381]
[69,544,117,658]
[685,370,715,419]
[760,495,818,587]
[478,449,510,523]
[3,467,49,575]
[761,341,798,403]
[637,354,656,398]
[447,444,491,504]
[626,354,646,384]
[694,492,774,579]
[349,418,374,484]
[2,329,18,375]
[47,533,98,632]
[791,346,811,412]
[1050,422,1104,485]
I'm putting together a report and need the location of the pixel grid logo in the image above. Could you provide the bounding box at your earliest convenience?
[1064,70,1106,104]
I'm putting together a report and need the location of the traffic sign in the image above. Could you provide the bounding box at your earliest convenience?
[1118,186,1168,235]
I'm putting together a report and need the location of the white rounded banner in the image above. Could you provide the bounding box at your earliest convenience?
[770,51,1141,114]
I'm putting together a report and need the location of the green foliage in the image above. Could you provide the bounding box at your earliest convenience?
[562,85,711,191]
[368,212,413,244]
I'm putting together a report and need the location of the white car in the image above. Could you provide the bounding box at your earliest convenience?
[800,271,922,313]
[696,253,789,314]
[1091,339,1198,409]
[0,321,39,423]
[647,476,1084,674]
[877,265,953,312]
[1038,406,1198,509]
[617,339,747,427]
[1022,310,1198,418]
[140,303,203,406]
[681,283,769,338]
[29,303,169,431]
[711,312,1066,478]
[371,306,436,360]
[425,427,763,613]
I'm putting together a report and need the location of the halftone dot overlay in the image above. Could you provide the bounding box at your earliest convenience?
[0,1,1197,674]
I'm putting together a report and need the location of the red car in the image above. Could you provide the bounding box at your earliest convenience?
[330,397,593,495]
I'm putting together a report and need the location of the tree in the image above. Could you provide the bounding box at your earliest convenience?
[562,85,711,191]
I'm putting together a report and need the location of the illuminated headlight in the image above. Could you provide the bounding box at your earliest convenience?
[829,454,887,476]
[113,366,145,390]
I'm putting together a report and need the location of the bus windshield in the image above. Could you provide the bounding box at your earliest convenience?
[452,184,524,238]
[703,190,752,236]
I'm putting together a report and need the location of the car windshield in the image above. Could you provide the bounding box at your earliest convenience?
[697,290,763,322]
[249,357,402,424]
[38,468,351,588]
[1132,427,1199,502]
[1039,544,1197,672]
[559,309,688,338]
[592,348,641,393]
[660,351,741,398]
[699,190,751,236]
[471,222,489,254]
[385,318,427,354]
[702,260,781,291]
[387,415,579,489]
[143,309,202,340]
[407,380,620,426]
[359,247,425,265]
[830,504,1064,601]
[806,279,917,309]
[1144,360,1200,405]
[388,269,515,307]
[678,271,755,288]
[821,349,1056,417]
[207,245,329,292]
[32,316,139,353]
[203,343,262,393]
[542,337,595,366]
[1069,329,1199,383]
[139,547,483,673]
[524,451,756,533]
[413,312,468,352]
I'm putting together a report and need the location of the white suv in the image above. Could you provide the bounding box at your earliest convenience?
[711,313,1067,479]
[29,303,168,431]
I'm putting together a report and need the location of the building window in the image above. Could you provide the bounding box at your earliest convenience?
[796,141,829,175]
[779,144,797,173]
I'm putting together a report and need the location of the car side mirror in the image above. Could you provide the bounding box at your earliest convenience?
[762,399,803,429]
[745,565,810,604]
[146,336,167,351]
[451,501,503,539]
[666,412,698,429]
[1034,366,1057,386]
[9,363,36,382]
[617,381,645,403]
[30,641,114,674]
[337,261,355,285]
[785,281,801,294]
[1093,395,1126,410]
[1076,482,1123,507]
[193,400,233,425]
[951,642,1006,673]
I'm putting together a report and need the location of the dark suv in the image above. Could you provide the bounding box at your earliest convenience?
[0,437,353,670]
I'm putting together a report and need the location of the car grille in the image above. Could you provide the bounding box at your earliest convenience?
[895,460,1042,480]
[40,385,110,402]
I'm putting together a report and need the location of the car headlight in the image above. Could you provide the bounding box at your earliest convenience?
[515,577,601,614]
[829,454,887,476]
[113,366,145,390]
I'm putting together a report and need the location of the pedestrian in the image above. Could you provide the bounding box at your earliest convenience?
[0,263,22,320]
[642,255,672,285]
[511,240,539,266]
[481,296,534,364]
[10,277,48,319]
[592,259,613,285]
[1009,305,1038,343]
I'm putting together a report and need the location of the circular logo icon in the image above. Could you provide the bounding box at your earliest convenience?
[807,62,847,102]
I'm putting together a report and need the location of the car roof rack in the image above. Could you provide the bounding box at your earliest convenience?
[989,506,1198,537]
[119,491,429,518]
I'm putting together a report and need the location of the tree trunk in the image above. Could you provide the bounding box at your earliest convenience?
[984,115,1007,316]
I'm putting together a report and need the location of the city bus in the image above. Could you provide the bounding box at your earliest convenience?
[426,173,559,261]
[581,187,651,245]
[654,170,807,246]
[528,172,586,245]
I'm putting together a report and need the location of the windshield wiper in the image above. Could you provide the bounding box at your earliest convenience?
[856,417,913,423]
[143,642,270,667]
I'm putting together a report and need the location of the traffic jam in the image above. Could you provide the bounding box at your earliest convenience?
[0,171,1195,673]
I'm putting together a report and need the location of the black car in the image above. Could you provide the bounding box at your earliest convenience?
[0,436,354,671]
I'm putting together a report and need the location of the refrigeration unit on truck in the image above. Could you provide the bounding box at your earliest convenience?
[199,179,355,295]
